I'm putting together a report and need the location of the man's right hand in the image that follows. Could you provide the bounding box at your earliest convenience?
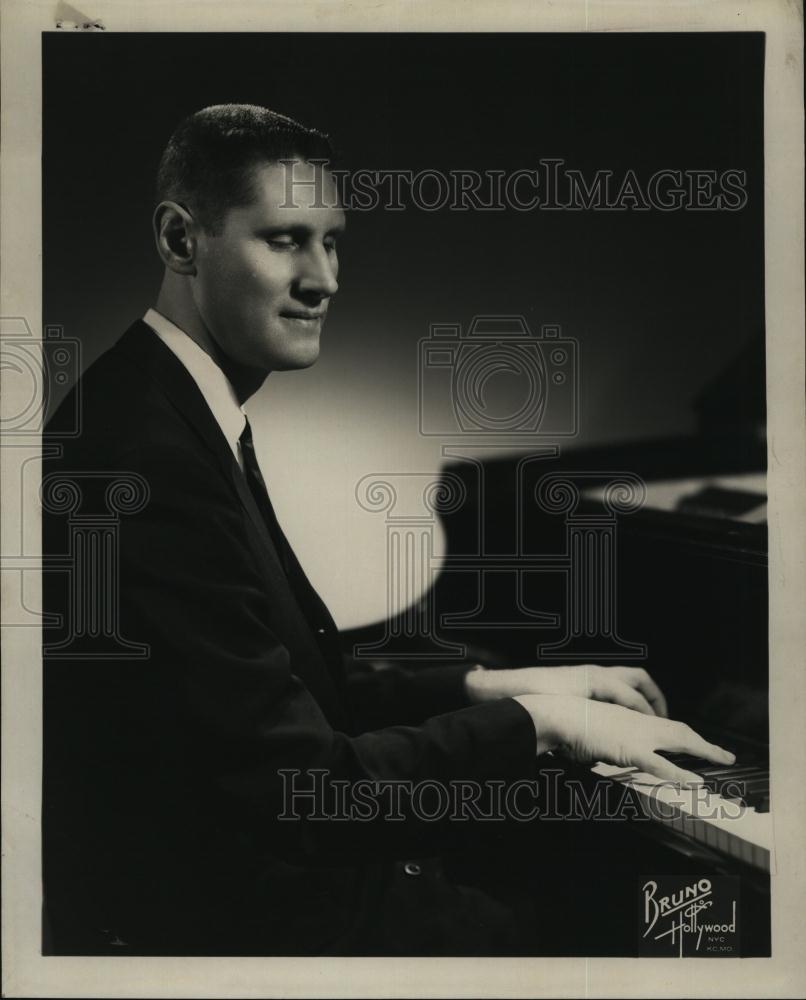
[513,694,735,785]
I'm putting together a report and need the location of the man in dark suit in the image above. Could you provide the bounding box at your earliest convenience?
[42,104,734,956]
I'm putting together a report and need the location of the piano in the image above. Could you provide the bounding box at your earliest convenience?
[580,466,771,880]
[591,745,771,873]
[341,333,771,954]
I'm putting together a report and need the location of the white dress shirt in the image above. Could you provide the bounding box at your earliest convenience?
[142,308,247,471]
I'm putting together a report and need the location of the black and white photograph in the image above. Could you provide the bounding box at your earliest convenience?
[2,1,804,997]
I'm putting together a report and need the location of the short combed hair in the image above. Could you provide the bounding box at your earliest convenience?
[156,104,335,234]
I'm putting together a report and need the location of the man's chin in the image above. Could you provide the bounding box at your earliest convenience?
[268,346,321,372]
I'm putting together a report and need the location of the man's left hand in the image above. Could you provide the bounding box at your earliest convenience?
[465,664,668,717]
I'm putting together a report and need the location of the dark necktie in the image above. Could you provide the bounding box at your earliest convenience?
[238,418,291,575]
[239,418,340,664]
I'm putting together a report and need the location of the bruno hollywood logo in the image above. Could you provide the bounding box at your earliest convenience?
[639,876,740,957]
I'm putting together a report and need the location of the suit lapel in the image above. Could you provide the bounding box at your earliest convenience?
[113,322,345,683]
[113,321,300,592]
[112,320,351,716]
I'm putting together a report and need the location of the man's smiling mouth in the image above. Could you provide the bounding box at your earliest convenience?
[280,309,325,321]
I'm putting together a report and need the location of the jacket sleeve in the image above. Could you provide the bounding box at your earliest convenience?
[108,444,539,863]
[342,657,479,731]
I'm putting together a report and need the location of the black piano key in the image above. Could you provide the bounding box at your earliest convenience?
[699,765,759,778]
[734,782,771,796]
[737,778,771,796]
[702,776,770,808]
[652,750,771,810]
[707,769,769,783]
[657,751,768,773]
[744,792,770,811]
[702,773,766,791]
[701,767,765,782]
[724,782,771,807]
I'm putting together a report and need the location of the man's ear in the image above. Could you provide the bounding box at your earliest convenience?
[153,201,198,275]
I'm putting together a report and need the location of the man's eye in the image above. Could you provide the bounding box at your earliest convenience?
[267,236,297,249]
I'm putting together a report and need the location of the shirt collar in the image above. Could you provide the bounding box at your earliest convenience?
[142,308,246,464]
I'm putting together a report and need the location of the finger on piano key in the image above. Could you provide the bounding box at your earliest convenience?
[657,734,736,768]
[656,752,717,771]
[638,752,707,787]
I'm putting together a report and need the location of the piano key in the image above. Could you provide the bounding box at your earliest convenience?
[703,773,769,794]
[699,765,762,777]
[703,764,766,776]
[738,776,771,790]
[702,771,767,788]
[590,761,774,872]
[658,750,767,770]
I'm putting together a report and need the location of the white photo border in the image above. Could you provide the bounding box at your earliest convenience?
[2,1,804,997]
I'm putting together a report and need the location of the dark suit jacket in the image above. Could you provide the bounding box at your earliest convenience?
[42,320,538,956]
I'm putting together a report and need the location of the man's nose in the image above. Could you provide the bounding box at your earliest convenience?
[296,246,339,299]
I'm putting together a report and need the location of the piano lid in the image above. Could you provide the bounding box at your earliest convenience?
[583,472,767,524]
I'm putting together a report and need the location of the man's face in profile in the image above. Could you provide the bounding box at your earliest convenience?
[192,159,345,372]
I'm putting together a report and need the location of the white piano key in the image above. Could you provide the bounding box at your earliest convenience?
[590,761,774,871]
